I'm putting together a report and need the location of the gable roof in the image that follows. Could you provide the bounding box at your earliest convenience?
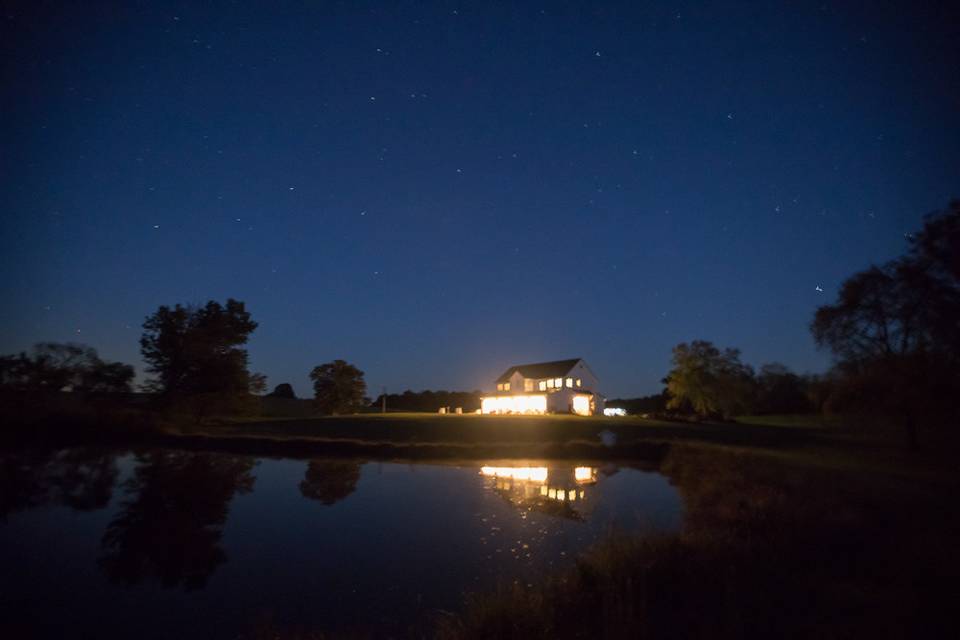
[495,358,583,384]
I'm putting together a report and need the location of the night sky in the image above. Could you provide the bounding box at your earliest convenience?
[2,2,958,398]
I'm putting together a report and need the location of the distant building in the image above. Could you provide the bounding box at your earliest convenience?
[480,358,604,415]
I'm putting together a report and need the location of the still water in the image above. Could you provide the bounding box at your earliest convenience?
[0,448,681,638]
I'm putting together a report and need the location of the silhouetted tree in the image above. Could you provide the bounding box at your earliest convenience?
[0,343,133,394]
[369,389,482,412]
[268,383,296,399]
[248,372,267,395]
[298,461,361,505]
[99,451,256,590]
[755,363,812,414]
[665,341,755,420]
[309,360,366,414]
[140,299,260,420]
[811,200,960,446]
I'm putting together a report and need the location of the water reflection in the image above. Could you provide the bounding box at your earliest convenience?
[0,450,681,638]
[480,464,599,521]
[98,451,256,590]
[299,460,361,505]
[0,448,118,520]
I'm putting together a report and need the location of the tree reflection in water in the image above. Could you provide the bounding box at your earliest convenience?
[0,448,119,520]
[98,450,256,590]
[298,460,361,506]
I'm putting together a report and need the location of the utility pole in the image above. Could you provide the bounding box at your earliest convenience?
[381,386,387,413]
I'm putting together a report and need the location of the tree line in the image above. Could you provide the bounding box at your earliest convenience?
[2,199,956,441]
[647,200,959,446]
[370,389,482,413]
[1,299,368,422]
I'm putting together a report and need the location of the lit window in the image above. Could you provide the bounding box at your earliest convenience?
[547,379,554,388]
[538,380,546,391]
[576,379,582,387]
[572,395,591,415]
[503,382,510,391]
[524,379,534,392]
[568,489,576,501]
[496,383,503,391]
[565,377,573,388]
[554,378,562,388]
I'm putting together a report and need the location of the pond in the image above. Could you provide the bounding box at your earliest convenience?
[0,448,681,638]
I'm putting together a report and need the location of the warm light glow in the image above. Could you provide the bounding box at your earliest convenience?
[603,407,626,417]
[480,466,549,482]
[480,464,599,503]
[553,377,562,388]
[565,377,573,388]
[574,467,596,483]
[546,378,554,388]
[503,382,510,391]
[538,380,546,391]
[481,394,548,415]
[572,395,591,416]
[576,378,582,387]
[524,379,534,391]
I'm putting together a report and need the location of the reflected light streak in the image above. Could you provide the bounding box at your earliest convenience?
[574,467,596,483]
[480,466,549,483]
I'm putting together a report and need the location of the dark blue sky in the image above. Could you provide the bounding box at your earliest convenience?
[2,1,958,398]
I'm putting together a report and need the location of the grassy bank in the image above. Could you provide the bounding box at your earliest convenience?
[434,444,960,639]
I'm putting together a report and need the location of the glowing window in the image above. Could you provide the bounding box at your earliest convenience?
[572,395,591,416]
[538,380,546,391]
[496,383,503,391]
[576,378,582,387]
[554,378,562,388]
[503,382,510,391]
[481,395,547,415]
[546,379,554,388]
[524,379,534,392]
[565,377,573,388]
[568,489,576,501]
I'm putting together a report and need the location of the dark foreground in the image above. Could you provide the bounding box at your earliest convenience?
[2,415,958,638]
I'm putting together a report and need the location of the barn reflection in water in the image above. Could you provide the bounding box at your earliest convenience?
[479,464,600,521]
